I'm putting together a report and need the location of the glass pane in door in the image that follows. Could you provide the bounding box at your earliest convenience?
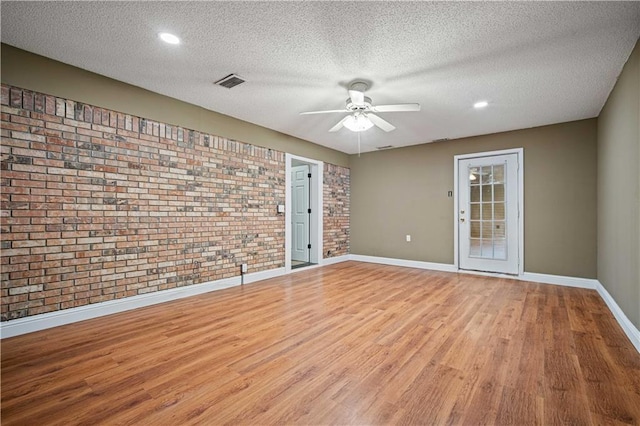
[468,163,507,260]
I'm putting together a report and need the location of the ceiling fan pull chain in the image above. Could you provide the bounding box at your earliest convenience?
[358,131,361,157]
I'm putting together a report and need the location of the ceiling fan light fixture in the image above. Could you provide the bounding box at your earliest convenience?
[343,114,374,132]
[299,80,418,133]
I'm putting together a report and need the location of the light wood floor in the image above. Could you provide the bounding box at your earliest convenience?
[2,261,639,425]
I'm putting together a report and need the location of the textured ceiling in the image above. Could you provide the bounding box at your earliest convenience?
[2,1,639,154]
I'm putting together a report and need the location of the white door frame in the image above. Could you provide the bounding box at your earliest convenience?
[285,153,323,272]
[453,148,524,276]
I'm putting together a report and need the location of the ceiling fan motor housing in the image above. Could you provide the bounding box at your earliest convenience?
[346,96,372,111]
[349,81,369,93]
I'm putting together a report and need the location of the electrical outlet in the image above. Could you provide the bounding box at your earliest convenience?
[241,263,248,273]
[406,235,411,242]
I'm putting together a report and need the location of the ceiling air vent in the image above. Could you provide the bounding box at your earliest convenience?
[376,145,393,150]
[432,138,450,143]
[214,74,245,89]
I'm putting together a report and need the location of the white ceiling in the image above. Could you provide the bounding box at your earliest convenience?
[2,2,639,154]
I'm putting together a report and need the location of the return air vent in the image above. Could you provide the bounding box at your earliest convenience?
[214,74,246,89]
[376,145,393,150]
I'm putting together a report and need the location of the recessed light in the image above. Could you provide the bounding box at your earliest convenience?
[474,101,488,109]
[159,32,180,45]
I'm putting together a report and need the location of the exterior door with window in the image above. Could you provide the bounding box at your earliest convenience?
[458,153,520,274]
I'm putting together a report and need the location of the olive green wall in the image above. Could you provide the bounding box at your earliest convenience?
[0,44,348,167]
[350,119,598,278]
[597,39,640,329]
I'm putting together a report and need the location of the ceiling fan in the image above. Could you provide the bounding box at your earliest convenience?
[300,82,421,133]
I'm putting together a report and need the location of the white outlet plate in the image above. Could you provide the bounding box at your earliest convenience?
[406,235,411,242]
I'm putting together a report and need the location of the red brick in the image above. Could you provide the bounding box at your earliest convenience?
[29,305,61,315]
[10,299,44,311]
[1,86,9,106]
[12,115,44,127]
[2,122,30,132]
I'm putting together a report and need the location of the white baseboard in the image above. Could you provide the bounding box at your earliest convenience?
[243,267,286,284]
[322,255,351,266]
[0,267,285,339]
[519,272,598,289]
[350,254,598,290]
[596,281,640,352]
[350,254,458,273]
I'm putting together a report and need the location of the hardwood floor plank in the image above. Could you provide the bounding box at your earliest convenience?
[573,331,640,424]
[253,367,352,424]
[2,261,639,425]
[592,312,640,395]
[445,342,493,425]
[457,336,511,426]
[362,325,442,407]
[1,380,95,425]
[396,363,463,425]
[495,386,543,425]
[504,319,545,396]
[543,348,593,424]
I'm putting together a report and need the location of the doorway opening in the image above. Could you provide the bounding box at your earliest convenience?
[454,148,524,275]
[285,154,323,272]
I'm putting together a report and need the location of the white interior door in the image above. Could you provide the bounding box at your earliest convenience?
[291,165,310,262]
[458,153,520,274]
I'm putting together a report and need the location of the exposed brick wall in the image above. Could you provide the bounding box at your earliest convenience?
[0,85,296,320]
[323,163,350,258]
[1,85,351,321]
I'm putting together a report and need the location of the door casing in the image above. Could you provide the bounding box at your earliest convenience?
[453,148,524,276]
[285,154,323,272]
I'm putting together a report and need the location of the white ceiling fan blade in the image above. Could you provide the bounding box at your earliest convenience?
[329,116,349,132]
[367,113,396,132]
[371,103,421,113]
[348,89,365,106]
[300,109,349,115]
